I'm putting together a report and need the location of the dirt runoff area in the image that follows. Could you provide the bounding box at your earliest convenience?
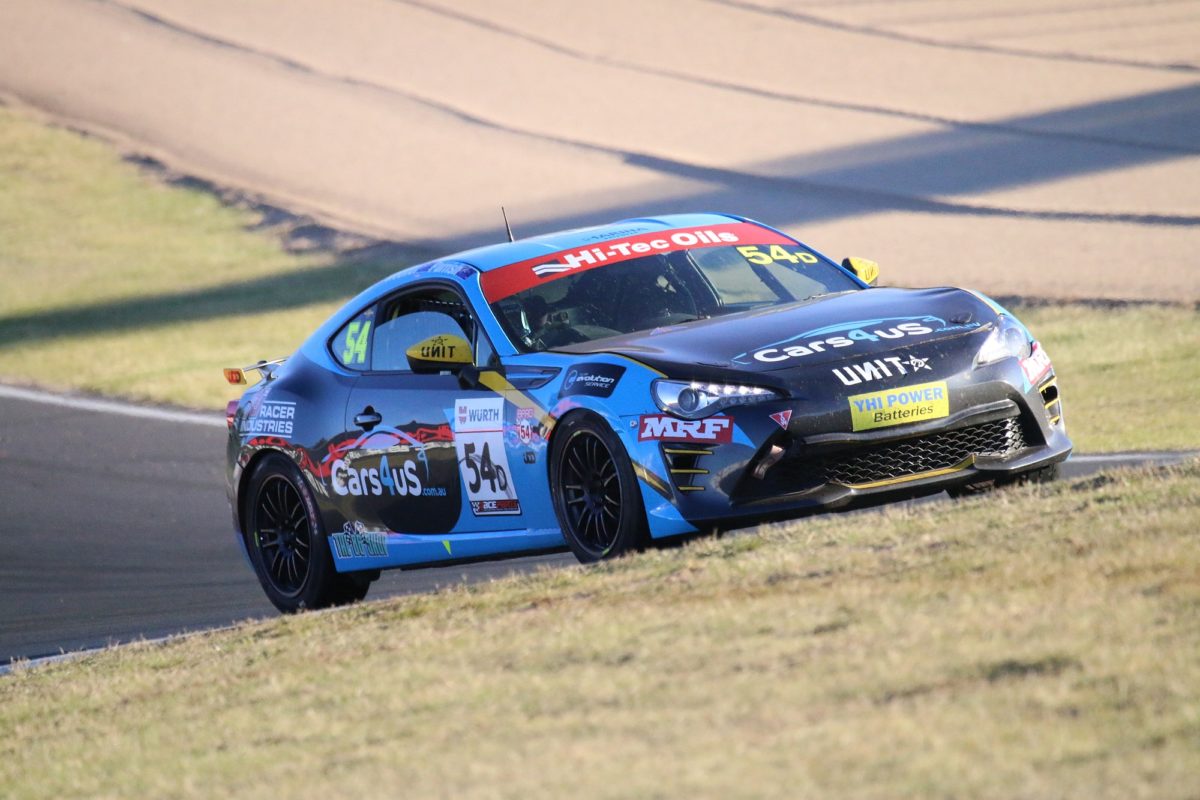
[1,0,1197,302]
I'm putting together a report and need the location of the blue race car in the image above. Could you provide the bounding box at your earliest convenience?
[225,213,1070,611]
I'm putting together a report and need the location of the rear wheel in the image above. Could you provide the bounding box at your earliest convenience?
[244,453,373,612]
[550,415,649,563]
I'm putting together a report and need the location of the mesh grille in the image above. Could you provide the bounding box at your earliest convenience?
[771,417,1028,489]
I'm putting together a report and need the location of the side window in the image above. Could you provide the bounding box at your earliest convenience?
[332,307,376,370]
[370,288,474,372]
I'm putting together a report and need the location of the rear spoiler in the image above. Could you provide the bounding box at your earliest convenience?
[223,358,287,385]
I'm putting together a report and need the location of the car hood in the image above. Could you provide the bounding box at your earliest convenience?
[560,287,996,381]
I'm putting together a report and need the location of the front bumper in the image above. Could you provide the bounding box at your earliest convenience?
[629,359,1071,534]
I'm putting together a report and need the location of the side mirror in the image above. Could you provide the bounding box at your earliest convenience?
[842,257,880,286]
[406,334,473,374]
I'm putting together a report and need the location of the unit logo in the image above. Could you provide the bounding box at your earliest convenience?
[848,380,949,432]
[417,335,462,361]
[832,355,930,387]
[638,415,733,443]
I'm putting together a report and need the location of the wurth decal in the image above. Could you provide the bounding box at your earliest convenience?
[481,222,794,301]
[638,415,733,443]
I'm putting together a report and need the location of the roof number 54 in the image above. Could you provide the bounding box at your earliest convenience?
[737,244,818,266]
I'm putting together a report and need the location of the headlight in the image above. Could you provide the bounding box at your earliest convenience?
[652,379,781,419]
[975,315,1032,366]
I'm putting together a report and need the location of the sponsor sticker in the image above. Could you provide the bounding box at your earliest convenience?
[480,222,794,301]
[516,407,536,445]
[848,380,949,432]
[454,398,522,516]
[1020,342,1053,385]
[243,400,297,439]
[739,316,981,366]
[330,520,388,559]
[770,409,792,430]
[330,453,442,498]
[832,354,931,387]
[417,260,476,279]
[559,363,625,399]
[638,414,734,443]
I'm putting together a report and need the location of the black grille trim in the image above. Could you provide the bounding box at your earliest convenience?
[767,416,1029,490]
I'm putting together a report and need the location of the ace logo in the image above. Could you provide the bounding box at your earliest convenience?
[638,415,733,443]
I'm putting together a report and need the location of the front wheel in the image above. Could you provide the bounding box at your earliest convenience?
[244,453,373,612]
[549,414,649,563]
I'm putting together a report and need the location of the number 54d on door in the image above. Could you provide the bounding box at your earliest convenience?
[453,397,522,516]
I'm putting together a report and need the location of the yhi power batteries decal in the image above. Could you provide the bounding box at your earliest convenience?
[848,380,949,432]
[454,398,522,516]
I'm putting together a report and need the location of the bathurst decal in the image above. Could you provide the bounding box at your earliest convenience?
[638,415,734,443]
[480,222,795,301]
[515,407,537,445]
[832,354,931,387]
[848,380,949,432]
[736,316,982,366]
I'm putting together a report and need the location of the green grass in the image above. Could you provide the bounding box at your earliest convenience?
[1016,304,1200,452]
[0,106,1197,450]
[0,106,426,408]
[4,462,1198,798]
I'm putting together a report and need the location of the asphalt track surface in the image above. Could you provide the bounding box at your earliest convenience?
[1,386,1195,667]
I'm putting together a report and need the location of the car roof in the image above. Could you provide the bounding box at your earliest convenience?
[423,212,747,273]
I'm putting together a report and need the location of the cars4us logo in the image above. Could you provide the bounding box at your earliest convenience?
[638,415,733,443]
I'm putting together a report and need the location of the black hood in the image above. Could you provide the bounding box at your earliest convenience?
[561,287,996,382]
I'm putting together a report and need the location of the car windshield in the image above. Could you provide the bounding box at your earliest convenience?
[490,242,860,352]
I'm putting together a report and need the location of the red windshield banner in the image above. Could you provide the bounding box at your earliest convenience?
[480,222,794,302]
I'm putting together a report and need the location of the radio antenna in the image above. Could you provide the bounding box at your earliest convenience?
[501,206,515,242]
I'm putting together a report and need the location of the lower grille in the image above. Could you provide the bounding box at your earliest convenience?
[769,417,1028,490]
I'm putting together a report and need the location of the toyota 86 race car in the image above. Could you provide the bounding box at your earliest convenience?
[224,213,1071,611]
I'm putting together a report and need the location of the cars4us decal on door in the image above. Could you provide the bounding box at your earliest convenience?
[454,397,522,516]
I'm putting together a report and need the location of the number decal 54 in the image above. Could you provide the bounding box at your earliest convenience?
[453,397,522,517]
[737,244,819,266]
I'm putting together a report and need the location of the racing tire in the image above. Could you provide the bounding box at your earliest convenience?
[244,453,372,613]
[550,414,649,563]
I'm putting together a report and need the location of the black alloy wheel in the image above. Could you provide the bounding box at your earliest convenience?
[550,415,649,563]
[254,474,312,595]
[245,453,372,612]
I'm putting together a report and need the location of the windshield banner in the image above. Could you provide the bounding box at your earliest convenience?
[480,222,794,302]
